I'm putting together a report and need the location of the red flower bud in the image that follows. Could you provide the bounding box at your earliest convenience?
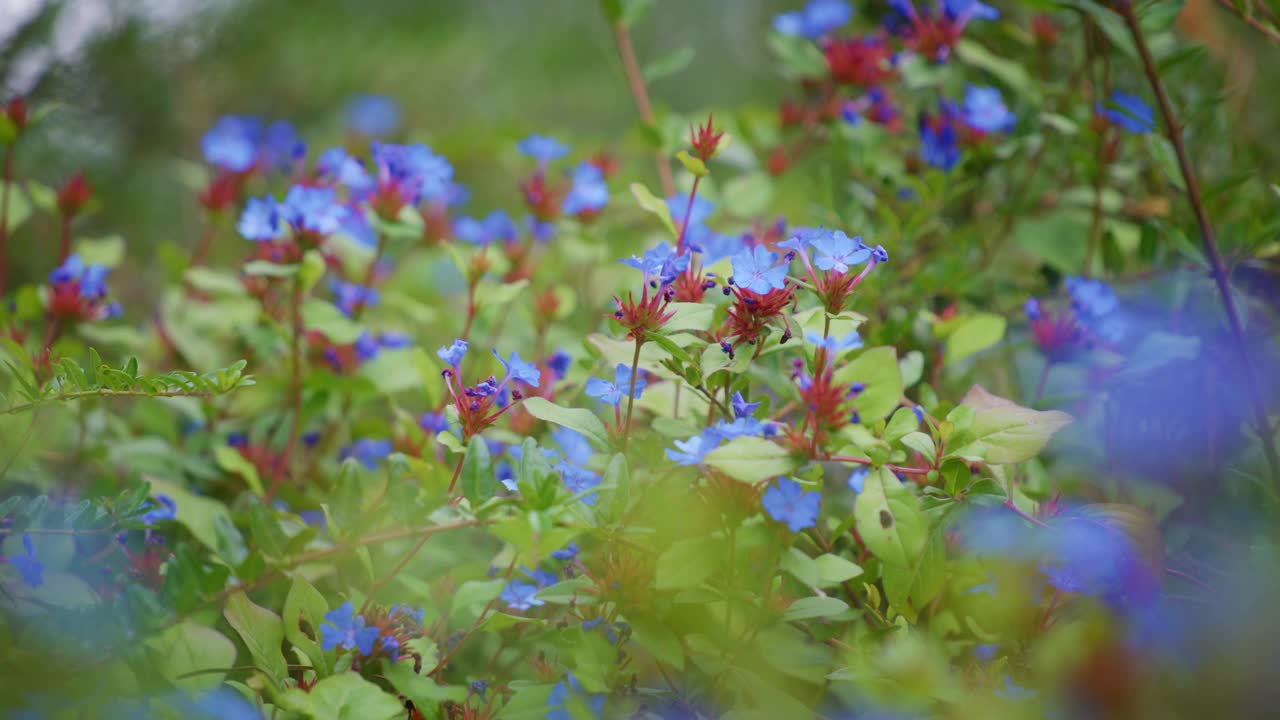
[689,113,725,162]
[767,147,789,176]
[5,97,27,133]
[199,171,241,213]
[57,173,92,218]
[1032,14,1059,47]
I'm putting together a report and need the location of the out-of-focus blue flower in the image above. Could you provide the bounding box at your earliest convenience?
[261,121,306,172]
[346,94,400,137]
[560,463,602,505]
[522,566,559,588]
[370,142,455,205]
[500,580,545,611]
[974,643,999,662]
[552,427,593,466]
[562,162,609,216]
[518,134,570,165]
[730,246,789,294]
[140,495,177,525]
[711,416,777,440]
[420,412,450,435]
[281,185,347,237]
[494,350,541,387]
[686,224,743,265]
[848,467,870,493]
[548,350,572,380]
[317,147,374,197]
[1096,90,1155,133]
[1066,276,1125,342]
[962,85,1016,133]
[666,193,716,227]
[238,197,283,241]
[330,279,379,316]
[547,672,604,720]
[666,432,720,466]
[806,330,864,352]
[320,601,379,656]
[774,0,853,39]
[453,210,519,246]
[731,391,761,419]
[11,534,43,588]
[584,364,647,407]
[995,676,1036,701]
[438,339,468,367]
[552,542,580,561]
[339,438,392,469]
[762,478,820,532]
[527,215,557,242]
[201,115,263,172]
[812,230,871,273]
[380,635,400,662]
[919,104,962,171]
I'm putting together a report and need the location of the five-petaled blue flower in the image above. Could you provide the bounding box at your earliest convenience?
[584,364,647,407]
[500,580,545,612]
[10,534,43,588]
[962,85,1016,133]
[1096,90,1154,134]
[811,230,871,274]
[517,134,570,165]
[665,432,719,466]
[774,0,853,39]
[339,438,393,469]
[620,242,689,284]
[730,246,789,294]
[280,185,347,237]
[238,197,283,241]
[346,94,400,137]
[731,391,761,419]
[762,477,821,532]
[320,601,380,656]
[562,162,610,216]
[805,330,864,352]
[494,349,541,387]
[201,115,262,172]
[453,210,518,246]
[437,339,468,367]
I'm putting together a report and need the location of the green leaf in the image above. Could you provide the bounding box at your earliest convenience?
[900,431,936,460]
[184,267,249,297]
[655,536,722,591]
[76,236,126,267]
[882,529,946,615]
[767,32,828,79]
[899,350,925,388]
[628,615,685,670]
[213,444,264,497]
[703,436,796,483]
[664,302,714,333]
[782,596,850,621]
[283,577,332,677]
[883,407,920,445]
[276,672,405,720]
[148,621,237,692]
[954,39,1040,101]
[223,591,289,682]
[675,150,708,177]
[948,385,1073,464]
[814,554,864,587]
[299,249,328,292]
[383,662,467,710]
[781,546,818,587]
[302,299,363,345]
[722,173,774,217]
[522,397,612,449]
[630,182,678,238]
[643,47,695,83]
[854,468,927,567]
[243,260,299,277]
[938,313,1006,365]
[460,434,495,505]
[833,347,902,423]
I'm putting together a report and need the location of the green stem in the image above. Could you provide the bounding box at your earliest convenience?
[621,338,643,453]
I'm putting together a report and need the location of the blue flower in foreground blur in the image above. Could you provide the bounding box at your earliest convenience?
[238,197,283,241]
[552,543,580,561]
[712,416,777,440]
[281,185,347,237]
[919,104,962,171]
[320,601,379,656]
[522,566,559,588]
[811,230,871,274]
[140,495,177,525]
[1066,276,1125,342]
[261,121,306,172]
[201,115,262,172]
[731,391,761,419]
[339,438,392,469]
[453,210,518,246]
[848,467,869,493]
[584,364,647,407]
[547,672,605,720]
[806,331,864,352]
[419,412,450,435]
[518,134,569,165]
[730,246,788,294]
[317,147,374,197]
[494,350,541,387]
[962,85,1016,133]
[552,428,593,467]
[11,534,43,588]
[666,433,719,466]
[346,94,400,137]
[560,463,602,505]
[370,142,455,205]
[380,635,400,662]
[774,0,853,39]
[762,478,820,532]
[437,339,468,367]
[1096,90,1155,133]
[665,193,715,227]
[500,581,545,612]
[330,279,379,316]
[562,162,609,216]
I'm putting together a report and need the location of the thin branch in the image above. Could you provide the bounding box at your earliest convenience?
[611,21,675,198]
[1,388,226,415]
[1214,0,1280,44]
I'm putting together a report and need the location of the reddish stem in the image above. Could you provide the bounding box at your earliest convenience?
[674,175,701,252]
[189,222,218,268]
[58,215,72,264]
[828,455,931,476]
[611,22,675,198]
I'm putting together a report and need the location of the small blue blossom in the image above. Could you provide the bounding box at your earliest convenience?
[620,242,688,283]
[584,364,647,407]
[974,644,999,662]
[995,676,1037,701]
[665,193,716,227]
[778,226,828,255]
[437,339,468,367]
[281,185,347,237]
[552,542,580,561]
[517,134,570,165]
[420,412,450,435]
[666,432,720,466]
[548,350,572,379]
[762,478,821,532]
[260,121,306,172]
[346,94,400,137]
[805,331,864,352]
[526,215,557,242]
[493,349,541,387]
[774,0,853,39]
[500,580,545,612]
[560,463,602,505]
[711,417,778,440]
[317,147,373,196]
[730,246,788,294]
[380,635,400,662]
[237,197,283,241]
[562,162,610,215]
[1024,298,1042,321]
[139,495,177,525]
[339,438,393,469]
[370,142,455,205]
[547,672,605,720]
[11,534,43,588]
[919,106,962,172]
[201,115,262,172]
[552,427,594,466]
[521,566,560,588]
[731,391,761,419]
[329,279,379,316]
[1096,90,1155,133]
[453,210,518,246]
[812,230,871,274]
[686,225,743,265]
[944,0,999,22]
[962,85,1016,133]
[847,467,869,493]
[320,601,380,656]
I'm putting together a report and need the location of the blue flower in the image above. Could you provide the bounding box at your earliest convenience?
[665,193,716,227]
[552,542,580,561]
[389,604,426,625]
[329,279,379,316]
[847,467,869,493]
[1065,276,1118,318]
[1096,90,1154,134]
[805,330,864,352]
[260,121,306,172]
[731,391,761,419]
[730,246,788,294]
[49,253,84,285]
[584,364,647,407]
[527,215,557,242]
[762,478,820,532]
[778,226,827,254]
[420,411,450,435]
[1024,298,1042,321]
[453,210,518,246]
[552,427,594,466]
[560,463,602,505]
[339,438,392,469]
[919,106,962,171]
[620,242,689,283]
[562,162,609,215]
[974,643,999,662]
[370,142,455,205]
[494,349,541,387]
[547,672,605,720]
[548,349,572,379]
[281,185,347,237]
[962,85,1016,133]
[380,635,401,662]
[346,94,400,137]
[518,134,570,165]
[437,339,468,367]
[11,534,43,588]
[666,432,720,466]
[811,230,871,273]
[317,147,373,197]
[236,196,282,242]
[686,225,743,265]
[711,416,777,440]
[522,566,559,588]
[774,0,853,39]
[48,255,112,302]
[201,115,263,172]
[320,601,380,656]
[500,580,545,611]
[140,495,177,525]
